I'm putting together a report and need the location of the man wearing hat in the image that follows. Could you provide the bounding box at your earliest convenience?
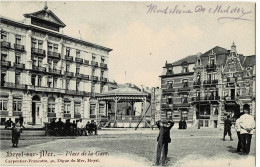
[155,120,174,166]
[239,106,255,154]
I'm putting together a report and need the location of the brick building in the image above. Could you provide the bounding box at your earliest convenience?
[0,5,112,125]
[160,43,255,128]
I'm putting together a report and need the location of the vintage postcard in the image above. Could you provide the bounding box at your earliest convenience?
[0,1,256,167]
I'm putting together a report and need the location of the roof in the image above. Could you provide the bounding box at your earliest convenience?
[170,55,197,66]
[97,87,148,97]
[24,9,66,27]
[242,55,256,67]
[200,46,229,57]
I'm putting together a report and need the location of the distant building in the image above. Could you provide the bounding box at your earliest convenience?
[0,4,112,125]
[160,43,255,128]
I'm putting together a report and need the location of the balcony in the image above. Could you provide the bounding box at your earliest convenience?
[31,48,46,56]
[203,80,218,86]
[74,114,81,118]
[161,104,172,110]
[64,113,71,118]
[75,57,83,64]
[13,63,25,69]
[239,95,252,99]
[65,71,74,77]
[0,60,11,67]
[206,64,216,71]
[47,112,56,117]
[174,102,190,107]
[192,96,220,102]
[48,51,61,59]
[65,90,85,96]
[100,77,108,82]
[166,71,173,75]
[14,44,25,51]
[32,66,46,72]
[193,81,201,88]
[82,74,89,80]
[34,87,65,93]
[48,68,61,75]
[178,86,190,93]
[84,60,89,65]
[162,88,174,93]
[91,61,99,67]
[0,111,8,116]
[225,96,236,101]
[75,73,84,79]
[65,55,73,62]
[1,41,11,49]
[13,111,22,116]
[100,63,107,69]
[227,77,237,83]
[92,76,99,82]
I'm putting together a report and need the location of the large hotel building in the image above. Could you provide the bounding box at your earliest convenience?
[0,5,112,125]
[160,43,255,128]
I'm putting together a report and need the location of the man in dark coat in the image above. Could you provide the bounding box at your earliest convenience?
[56,118,64,136]
[178,119,182,129]
[155,120,174,166]
[49,118,57,136]
[85,121,91,136]
[12,123,21,147]
[182,119,187,129]
[223,115,233,141]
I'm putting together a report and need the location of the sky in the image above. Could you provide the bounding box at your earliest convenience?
[0,1,255,88]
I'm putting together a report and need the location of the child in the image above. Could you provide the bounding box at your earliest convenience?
[12,123,21,147]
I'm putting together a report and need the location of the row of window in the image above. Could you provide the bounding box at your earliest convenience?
[0,99,22,111]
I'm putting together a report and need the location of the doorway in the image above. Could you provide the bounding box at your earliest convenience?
[32,95,41,125]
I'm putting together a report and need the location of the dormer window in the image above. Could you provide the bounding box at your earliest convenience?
[167,68,172,75]
[197,59,201,65]
[209,57,215,66]
[182,66,188,73]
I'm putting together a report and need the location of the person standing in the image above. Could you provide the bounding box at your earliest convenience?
[178,119,182,129]
[239,107,255,155]
[19,115,25,128]
[235,112,243,152]
[155,120,174,166]
[182,119,187,129]
[223,115,233,141]
[77,119,83,136]
[11,123,21,147]
[56,118,64,136]
[85,121,91,136]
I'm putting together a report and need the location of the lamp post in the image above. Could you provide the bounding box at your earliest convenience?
[198,80,201,129]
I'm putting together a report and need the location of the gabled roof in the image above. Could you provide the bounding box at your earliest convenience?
[200,46,229,57]
[242,55,256,67]
[98,87,148,97]
[24,9,66,27]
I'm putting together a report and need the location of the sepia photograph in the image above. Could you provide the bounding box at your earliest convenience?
[0,1,256,167]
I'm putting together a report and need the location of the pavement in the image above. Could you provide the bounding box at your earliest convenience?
[0,128,256,167]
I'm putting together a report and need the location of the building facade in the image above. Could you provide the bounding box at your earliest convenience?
[0,5,112,125]
[160,43,255,128]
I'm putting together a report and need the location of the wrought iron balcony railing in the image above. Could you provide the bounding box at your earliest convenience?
[0,60,11,67]
[65,55,73,61]
[48,51,61,59]
[65,71,74,77]
[84,60,89,65]
[13,63,25,69]
[1,41,11,48]
[75,57,83,63]
[100,63,107,69]
[91,61,98,67]
[47,112,56,117]
[31,48,46,55]
[14,44,25,51]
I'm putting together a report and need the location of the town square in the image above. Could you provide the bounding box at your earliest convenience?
[0,1,256,167]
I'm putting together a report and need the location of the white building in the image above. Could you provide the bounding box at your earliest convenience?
[0,4,112,125]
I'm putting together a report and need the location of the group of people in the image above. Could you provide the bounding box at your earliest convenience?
[5,116,24,147]
[49,118,98,136]
[223,106,255,155]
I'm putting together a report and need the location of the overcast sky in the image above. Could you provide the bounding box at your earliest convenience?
[0,1,255,88]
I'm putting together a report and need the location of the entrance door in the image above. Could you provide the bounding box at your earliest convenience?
[214,121,218,128]
[32,102,36,124]
[32,102,41,124]
[231,89,235,100]
[35,103,41,124]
